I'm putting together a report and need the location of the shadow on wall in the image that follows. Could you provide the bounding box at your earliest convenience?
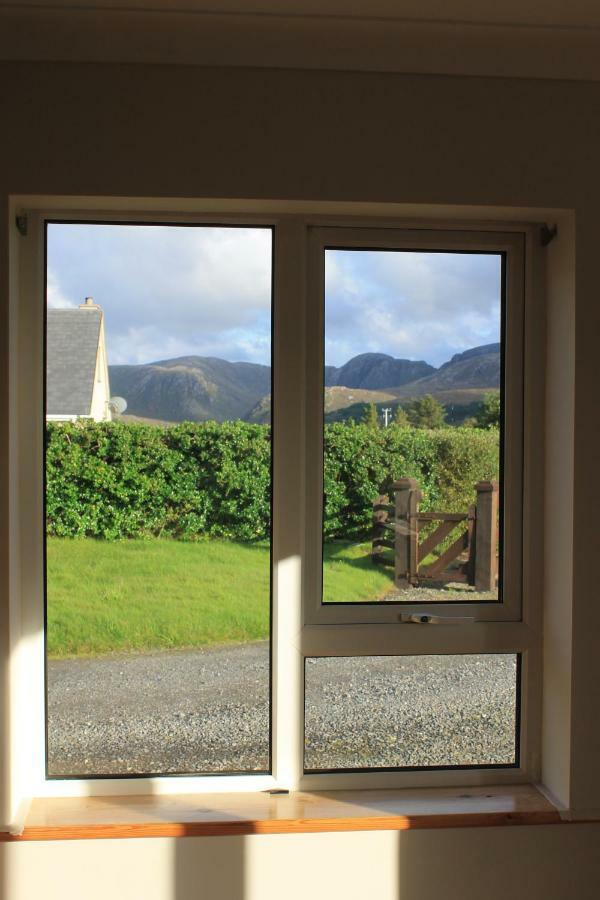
[175,834,246,900]
[397,825,600,900]
[0,833,247,900]
[2,822,600,899]
[174,829,401,900]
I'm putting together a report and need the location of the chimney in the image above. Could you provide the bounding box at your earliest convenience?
[79,296,100,310]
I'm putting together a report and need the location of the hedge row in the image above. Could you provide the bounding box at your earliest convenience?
[46,421,499,541]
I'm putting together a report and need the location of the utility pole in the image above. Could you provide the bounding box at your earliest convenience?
[382,407,392,427]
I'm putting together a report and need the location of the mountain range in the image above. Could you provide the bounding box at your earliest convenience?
[110,343,500,425]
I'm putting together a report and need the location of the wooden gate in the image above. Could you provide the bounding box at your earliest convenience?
[372,478,498,591]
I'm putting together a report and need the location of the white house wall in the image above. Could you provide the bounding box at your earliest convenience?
[90,314,111,422]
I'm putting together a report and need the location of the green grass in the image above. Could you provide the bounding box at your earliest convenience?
[322,541,394,603]
[47,538,394,658]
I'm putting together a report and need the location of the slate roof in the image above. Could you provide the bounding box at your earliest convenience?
[46,308,102,416]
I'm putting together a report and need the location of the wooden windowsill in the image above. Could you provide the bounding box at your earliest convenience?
[0,784,564,842]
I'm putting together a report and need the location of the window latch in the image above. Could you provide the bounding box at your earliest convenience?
[399,613,475,625]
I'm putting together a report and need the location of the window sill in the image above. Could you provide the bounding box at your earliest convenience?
[1,785,563,842]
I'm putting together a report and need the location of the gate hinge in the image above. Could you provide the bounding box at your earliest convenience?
[15,215,28,237]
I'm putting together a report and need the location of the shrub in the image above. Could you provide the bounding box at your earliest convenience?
[476,390,501,428]
[404,394,446,428]
[46,421,271,541]
[46,421,499,542]
[323,423,499,539]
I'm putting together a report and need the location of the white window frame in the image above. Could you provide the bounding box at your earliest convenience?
[305,226,525,626]
[8,200,543,801]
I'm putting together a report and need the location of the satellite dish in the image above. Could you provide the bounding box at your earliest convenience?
[108,396,127,415]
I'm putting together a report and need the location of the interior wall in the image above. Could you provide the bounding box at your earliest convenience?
[0,61,599,895]
[2,825,600,900]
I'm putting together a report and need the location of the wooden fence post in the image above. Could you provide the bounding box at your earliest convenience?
[465,504,477,585]
[394,478,420,588]
[474,480,499,591]
[372,494,391,564]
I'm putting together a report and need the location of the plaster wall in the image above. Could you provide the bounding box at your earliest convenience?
[2,825,600,900]
[0,62,598,897]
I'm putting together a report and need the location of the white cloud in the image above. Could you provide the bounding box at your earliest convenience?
[47,224,272,365]
[46,270,76,309]
[325,249,501,367]
[47,225,500,370]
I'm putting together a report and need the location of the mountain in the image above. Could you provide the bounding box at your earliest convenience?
[244,394,272,425]
[324,353,434,390]
[245,385,397,425]
[109,357,270,423]
[392,343,500,398]
[108,344,500,424]
[325,390,492,426]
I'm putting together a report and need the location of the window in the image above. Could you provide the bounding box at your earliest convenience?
[12,205,541,798]
[44,222,273,779]
[299,226,537,787]
[304,654,520,772]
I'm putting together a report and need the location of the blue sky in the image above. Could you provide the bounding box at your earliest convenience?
[47,224,501,369]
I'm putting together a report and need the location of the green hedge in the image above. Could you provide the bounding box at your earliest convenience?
[46,421,499,542]
[323,423,499,539]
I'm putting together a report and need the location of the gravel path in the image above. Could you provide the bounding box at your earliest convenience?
[380,583,497,603]
[304,654,516,770]
[47,644,516,777]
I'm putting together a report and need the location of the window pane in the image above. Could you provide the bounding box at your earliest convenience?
[305,654,518,771]
[322,249,502,605]
[45,222,272,776]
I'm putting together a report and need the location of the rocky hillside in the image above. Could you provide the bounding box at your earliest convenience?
[324,353,434,390]
[109,357,270,423]
[246,385,398,425]
[393,343,500,398]
[109,344,499,424]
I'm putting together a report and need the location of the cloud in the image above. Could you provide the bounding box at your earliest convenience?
[47,224,500,369]
[46,270,76,309]
[325,249,501,367]
[47,224,272,365]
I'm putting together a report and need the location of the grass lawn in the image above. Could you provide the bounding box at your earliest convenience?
[47,538,394,658]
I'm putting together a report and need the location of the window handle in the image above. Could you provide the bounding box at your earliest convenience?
[399,613,475,625]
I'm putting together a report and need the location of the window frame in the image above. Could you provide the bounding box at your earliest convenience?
[42,216,277,782]
[304,226,525,626]
[10,202,543,800]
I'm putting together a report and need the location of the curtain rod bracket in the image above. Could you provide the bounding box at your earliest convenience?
[540,224,558,247]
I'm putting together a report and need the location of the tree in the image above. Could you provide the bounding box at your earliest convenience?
[476,391,501,429]
[362,402,379,428]
[394,405,409,426]
[405,394,445,429]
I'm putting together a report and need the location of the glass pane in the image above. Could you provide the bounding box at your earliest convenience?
[322,249,502,604]
[305,654,518,771]
[45,222,272,776]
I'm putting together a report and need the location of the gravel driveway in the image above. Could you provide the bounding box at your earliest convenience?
[47,643,517,777]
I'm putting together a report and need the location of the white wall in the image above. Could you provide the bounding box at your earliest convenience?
[90,314,112,422]
[0,61,599,898]
[2,825,600,900]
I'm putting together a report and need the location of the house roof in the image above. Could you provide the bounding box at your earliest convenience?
[46,308,102,416]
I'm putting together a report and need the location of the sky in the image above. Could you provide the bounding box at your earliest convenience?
[47,223,501,369]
